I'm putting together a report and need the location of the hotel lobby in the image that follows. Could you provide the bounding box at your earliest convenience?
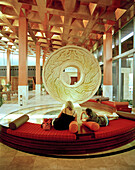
[0,0,135,169]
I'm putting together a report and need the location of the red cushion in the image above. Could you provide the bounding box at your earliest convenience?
[94,118,135,139]
[83,121,100,131]
[115,102,129,107]
[117,107,132,112]
[87,99,98,103]
[69,121,78,134]
[7,122,76,142]
[101,101,115,108]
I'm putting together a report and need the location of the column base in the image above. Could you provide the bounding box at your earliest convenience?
[18,85,28,106]
[36,84,41,96]
[103,85,113,101]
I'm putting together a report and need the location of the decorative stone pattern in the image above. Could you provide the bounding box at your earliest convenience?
[42,45,101,104]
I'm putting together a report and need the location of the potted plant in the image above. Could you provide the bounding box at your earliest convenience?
[0,84,3,92]
[42,83,45,92]
[5,82,11,91]
[0,94,3,107]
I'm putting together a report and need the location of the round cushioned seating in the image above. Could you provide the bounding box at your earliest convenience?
[94,118,135,139]
[7,122,76,142]
[115,102,132,112]
[116,111,135,120]
[1,118,135,156]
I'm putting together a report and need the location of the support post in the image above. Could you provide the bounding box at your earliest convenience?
[133,17,135,108]
[118,30,122,101]
[7,48,11,85]
[36,42,41,96]
[103,27,113,100]
[18,15,28,106]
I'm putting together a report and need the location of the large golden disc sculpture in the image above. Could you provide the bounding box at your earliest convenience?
[42,45,101,104]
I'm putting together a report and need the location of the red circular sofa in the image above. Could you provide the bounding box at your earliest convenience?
[1,118,135,156]
[0,99,134,156]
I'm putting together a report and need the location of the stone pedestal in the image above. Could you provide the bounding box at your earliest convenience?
[36,84,41,96]
[18,85,28,106]
[103,85,113,101]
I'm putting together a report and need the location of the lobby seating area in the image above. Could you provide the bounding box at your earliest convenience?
[0,0,135,169]
[88,99,132,113]
[1,98,135,157]
[0,93,135,169]
[1,118,135,156]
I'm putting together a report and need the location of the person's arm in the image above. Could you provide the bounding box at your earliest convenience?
[74,113,77,121]
[80,111,87,121]
[86,117,93,122]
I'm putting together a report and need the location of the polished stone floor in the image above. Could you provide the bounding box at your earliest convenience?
[0,91,135,170]
[0,141,135,170]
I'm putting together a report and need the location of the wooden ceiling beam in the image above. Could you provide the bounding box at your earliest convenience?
[0,9,18,35]
[36,0,49,33]
[62,0,77,45]
[0,30,18,49]
[78,4,107,45]
[28,23,37,43]
[11,1,37,44]
[80,0,112,6]
[36,0,50,49]
[0,0,37,45]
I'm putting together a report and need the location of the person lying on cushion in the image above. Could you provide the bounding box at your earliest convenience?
[81,108,109,126]
[53,101,77,130]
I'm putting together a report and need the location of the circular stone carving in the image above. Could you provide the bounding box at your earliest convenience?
[42,45,101,104]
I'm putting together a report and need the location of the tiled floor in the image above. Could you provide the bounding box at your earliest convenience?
[0,91,135,170]
[0,141,135,170]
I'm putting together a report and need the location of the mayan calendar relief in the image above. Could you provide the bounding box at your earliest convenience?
[42,45,101,104]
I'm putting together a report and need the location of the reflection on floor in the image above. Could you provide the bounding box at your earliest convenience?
[0,91,135,170]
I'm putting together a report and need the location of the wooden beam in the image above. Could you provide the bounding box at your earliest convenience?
[78,5,106,45]
[0,30,18,49]
[0,10,18,36]
[62,0,77,44]
[28,23,37,43]
[36,0,49,32]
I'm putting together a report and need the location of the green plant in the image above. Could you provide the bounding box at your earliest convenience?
[122,99,133,106]
[42,83,45,88]
[0,94,3,107]
[5,82,11,90]
[0,84,3,92]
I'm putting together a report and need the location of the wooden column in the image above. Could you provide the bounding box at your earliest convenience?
[133,17,135,108]
[7,48,11,84]
[42,48,48,93]
[103,27,113,100]
[42,53,45,67]
[36,42,41,95]
[43,50,46,67]
[18,15,28,106]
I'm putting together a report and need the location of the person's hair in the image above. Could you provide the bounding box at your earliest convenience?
[86,108,92,116]
[65,101,74,110]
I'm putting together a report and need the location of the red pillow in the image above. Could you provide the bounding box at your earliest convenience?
[82,121,100,131]
[69,121,78,133]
